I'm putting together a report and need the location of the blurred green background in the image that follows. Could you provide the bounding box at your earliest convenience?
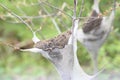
[0,0,120,80]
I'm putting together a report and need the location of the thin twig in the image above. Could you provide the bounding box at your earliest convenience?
[101,2,120,15]
[16,4,46,39]
[42,1,72,19]
[0,3,34,33]
[113,0,116,13]
[79,0,84,18]
[29,0,47,6]
[0,41,16,49]
[16,5,35,27]
[57,2,67,16]
[29,1,73,16]
[2,14,56,19]
[40,3,61,34]
[73,0,77,18]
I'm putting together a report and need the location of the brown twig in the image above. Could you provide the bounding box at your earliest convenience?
[0,40,34,51]
[0,41,16,49]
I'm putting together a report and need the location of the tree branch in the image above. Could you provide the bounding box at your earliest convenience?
[73,0,77,18]
[0,3,34,33]
[40,3,61,34]
[79,0,84,17]
[42,1,72,19]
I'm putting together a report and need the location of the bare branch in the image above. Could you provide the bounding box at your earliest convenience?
[0,40,16,50]
[113,0,116,13]
[29,0,47,6]
[1,13,56,20]
[103,2,119,15]
[42,1,72,19]
[79,0,84,17]
[73,0,77,18]
[40,3,61,34]
[0,3,40,44]
[29,1,73,17]
[0,3,34,33]
[57,2,67,16]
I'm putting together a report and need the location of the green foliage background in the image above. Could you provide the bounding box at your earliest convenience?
[0,0,120,80]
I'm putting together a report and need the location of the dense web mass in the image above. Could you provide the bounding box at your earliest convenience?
[34,30,71,51]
